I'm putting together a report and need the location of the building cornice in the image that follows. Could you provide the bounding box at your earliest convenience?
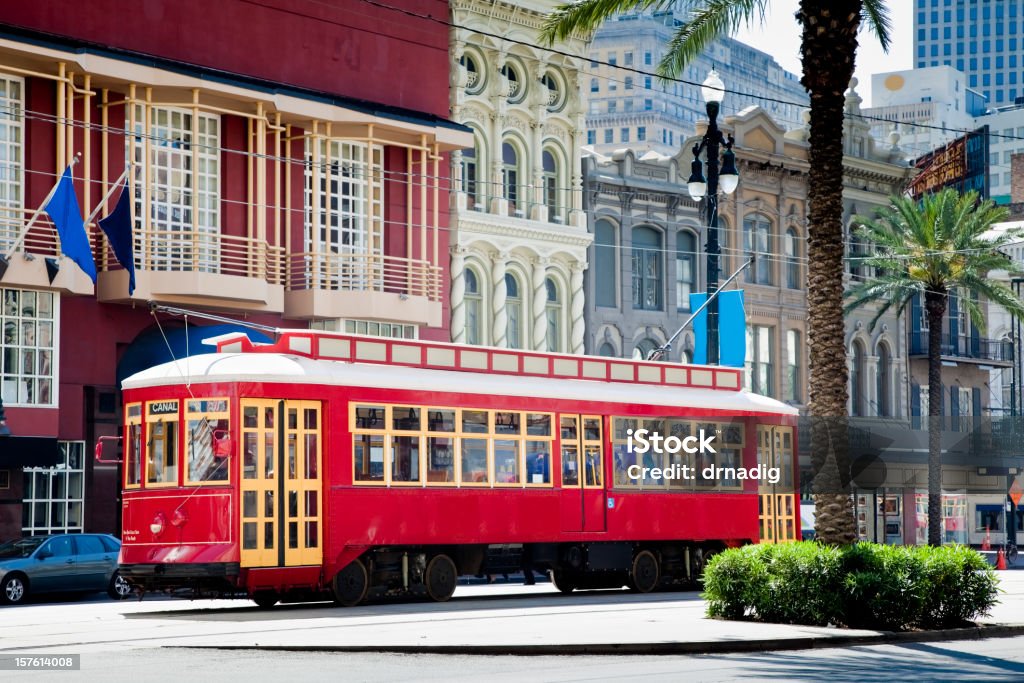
[457,211,594,249]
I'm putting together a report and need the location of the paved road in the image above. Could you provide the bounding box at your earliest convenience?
[3,573,1024,681]
[9,638,1024,683]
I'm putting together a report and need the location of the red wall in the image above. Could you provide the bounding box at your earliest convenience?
[0,0,450,117]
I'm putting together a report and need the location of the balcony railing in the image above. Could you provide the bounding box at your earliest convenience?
[909,332,1013,363]
[287,251,442,302]
[93,227,285,284]
[0,206,61,259]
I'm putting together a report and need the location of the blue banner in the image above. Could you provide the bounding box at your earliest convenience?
[98,179,136,295]
[45,167,96,283]
[689,290,746,368]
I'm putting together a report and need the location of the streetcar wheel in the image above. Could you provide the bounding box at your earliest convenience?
[424,554,457,602]
[252,591,280,609]
[1,573,28,605]
[108,571,133,600]
[549,570,577,594]
[629,550,660,593]
[333,558,369,607]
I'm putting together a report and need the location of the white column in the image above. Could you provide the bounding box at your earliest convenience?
[531,257,549,351]
[570,262,586,355]
[491,251,508,348]
[866,355,879,417]
[450,246,467,343]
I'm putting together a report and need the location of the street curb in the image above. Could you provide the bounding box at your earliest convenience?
[177,623,1024,656]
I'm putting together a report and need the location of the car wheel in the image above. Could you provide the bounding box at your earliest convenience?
[1,573,29,605]
[108,571,133,600]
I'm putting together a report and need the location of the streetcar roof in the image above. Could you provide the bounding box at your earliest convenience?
[122,353,798,416]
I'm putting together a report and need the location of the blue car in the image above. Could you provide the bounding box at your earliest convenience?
[0,534,132,605]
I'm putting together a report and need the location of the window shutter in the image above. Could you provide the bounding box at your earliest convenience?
[972,387,982,430]
[951,388,960,432]
[911,384,921,430]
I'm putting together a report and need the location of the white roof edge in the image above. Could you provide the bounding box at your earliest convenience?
[122,353,799,417]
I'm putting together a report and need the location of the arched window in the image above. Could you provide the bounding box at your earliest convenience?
[681,348,693,364]
[634,338,658,361]
[502,141,520,216]
[785,330,801,403]
[542,149,559,222]
[851,340,866,417]
[465,268,483,346]
[460,53,484,95]
[505,272,523,350]
[463,133,480,210]
[598,342,616,357]
[676,230,697,311]
[545,277,562,352]
[877,343,892,417]
[743,215,772,285]
[631,226,662,310]
[785,228,800,289]
[595,219,617,308]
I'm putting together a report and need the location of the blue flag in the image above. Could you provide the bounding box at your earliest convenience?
[690,290,746,368]
[45,167,96,283]
[98,179,136,295]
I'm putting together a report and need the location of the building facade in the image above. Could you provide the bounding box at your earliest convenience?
[0,0,468,539]
[914,0,1024,108]
[585,8,808,156]
[448,0,591,354]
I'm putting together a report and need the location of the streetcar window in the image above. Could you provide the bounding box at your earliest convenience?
[427,409,455,432]
[391,435,422,483]
[146,420,178,485]
[355,405,385,429]
[427,436,455,483]
[494,439,520,484]
[561,445,579,486]
[462,410,488,434]
[494,412,520,435]
[461,438,488,484]
[526,413,550,437]
[186,398,230,485]
[525,441,550,484]
[392,406,421,432]
[125,404,143,488]
[354,433,385,482]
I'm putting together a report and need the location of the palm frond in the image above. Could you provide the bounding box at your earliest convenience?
[539,0,669,45]
[861,0,892,52]
[658,0,769,77]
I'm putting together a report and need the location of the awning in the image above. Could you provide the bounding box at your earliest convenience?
[0,436,62,467]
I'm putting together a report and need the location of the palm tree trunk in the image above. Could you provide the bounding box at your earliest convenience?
[925,289,947,546]
[800,0,862,545]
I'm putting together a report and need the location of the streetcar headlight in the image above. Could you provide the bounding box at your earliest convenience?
[150,512,166,537]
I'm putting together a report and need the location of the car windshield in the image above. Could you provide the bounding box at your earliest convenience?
[0,537,45,559]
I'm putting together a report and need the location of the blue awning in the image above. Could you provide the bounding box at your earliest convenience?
[117,324,272,386]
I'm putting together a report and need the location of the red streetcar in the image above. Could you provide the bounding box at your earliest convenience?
[110,328,799,607]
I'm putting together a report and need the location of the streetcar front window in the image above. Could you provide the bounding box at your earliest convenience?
[125,403,143,488]
[186,399,230,485]
[146,400,179,486]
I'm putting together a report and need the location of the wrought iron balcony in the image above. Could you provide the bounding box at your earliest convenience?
[908,332,1013,364]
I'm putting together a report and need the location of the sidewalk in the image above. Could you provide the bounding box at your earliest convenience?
[171,569,1024,657]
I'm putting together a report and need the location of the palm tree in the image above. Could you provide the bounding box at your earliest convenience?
[845,189,1024,546]
[542,1,890,544]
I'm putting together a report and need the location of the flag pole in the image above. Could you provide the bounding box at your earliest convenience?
[648,255,754,362]
[3,154,82,258]
[83,163,132,228]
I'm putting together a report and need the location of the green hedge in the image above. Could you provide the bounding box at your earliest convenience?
[702,542,998,630]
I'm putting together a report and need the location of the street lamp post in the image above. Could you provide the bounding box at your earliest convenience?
[1013,277,1024,419]
[687,69,739,365]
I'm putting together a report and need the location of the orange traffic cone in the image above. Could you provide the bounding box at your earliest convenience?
[983,526,992,551]
[997,548,1007,570]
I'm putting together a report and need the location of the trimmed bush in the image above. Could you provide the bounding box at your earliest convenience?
[701,542,999,631]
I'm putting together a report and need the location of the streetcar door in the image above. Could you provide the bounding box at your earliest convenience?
[559,414,607,533]
[240,400,324,568]
[757,425,797,543]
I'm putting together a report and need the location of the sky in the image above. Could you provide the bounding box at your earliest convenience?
[731,0,913,108]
